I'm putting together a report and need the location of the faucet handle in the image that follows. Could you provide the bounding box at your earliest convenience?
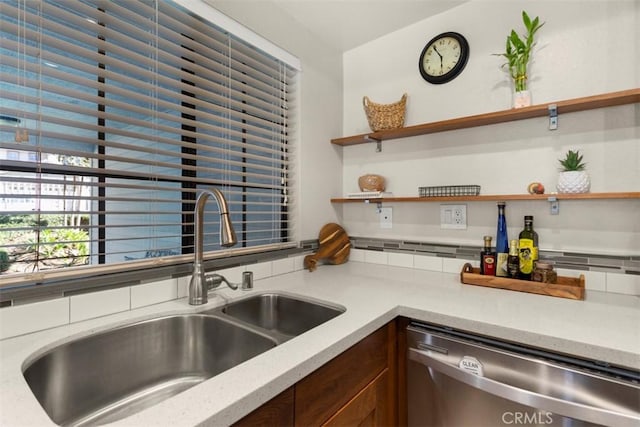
[242,271,253,291]
[206,274,224,291]
[206,273,239,291]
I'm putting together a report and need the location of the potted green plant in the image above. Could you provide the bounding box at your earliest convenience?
[496,11,544,108]
[557,149,590,193]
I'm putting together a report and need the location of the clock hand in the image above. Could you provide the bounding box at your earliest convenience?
[433,46,443,68]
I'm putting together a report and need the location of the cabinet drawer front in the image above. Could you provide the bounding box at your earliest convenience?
[322,370,388,427]
[295,324,390,426]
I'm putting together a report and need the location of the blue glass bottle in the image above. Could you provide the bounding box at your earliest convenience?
[495,202,509,277]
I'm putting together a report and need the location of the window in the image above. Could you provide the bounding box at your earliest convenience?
[0,0,297,280]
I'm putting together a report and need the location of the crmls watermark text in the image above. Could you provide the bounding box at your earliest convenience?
[502,411,554,425]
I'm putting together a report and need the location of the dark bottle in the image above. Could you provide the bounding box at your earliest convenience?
[495,202,509,277]
[480,235,496,276]
[507,239,520,279]
[518,216,539,280]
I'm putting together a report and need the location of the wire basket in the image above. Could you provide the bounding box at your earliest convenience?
[363,93,407,132]
[419,185,481,197]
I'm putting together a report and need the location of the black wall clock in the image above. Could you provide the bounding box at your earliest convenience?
[418,32,469,84]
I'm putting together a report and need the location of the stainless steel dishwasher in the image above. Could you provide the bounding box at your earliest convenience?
[407,322,640,427]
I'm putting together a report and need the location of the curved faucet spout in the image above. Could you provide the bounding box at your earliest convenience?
[194,189,237,264]
[189,188,237,305]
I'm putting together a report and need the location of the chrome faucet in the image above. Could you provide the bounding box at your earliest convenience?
[188,188,237,305]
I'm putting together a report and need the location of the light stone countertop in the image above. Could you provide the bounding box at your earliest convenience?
[1,261,639,426]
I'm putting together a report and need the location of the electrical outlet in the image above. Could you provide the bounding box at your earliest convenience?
[379,207,392,229]
[440,204,467,229]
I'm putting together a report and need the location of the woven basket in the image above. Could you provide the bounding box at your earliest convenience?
[363,93,407,132]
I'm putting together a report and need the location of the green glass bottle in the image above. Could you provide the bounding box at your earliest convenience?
[518,216,539,280]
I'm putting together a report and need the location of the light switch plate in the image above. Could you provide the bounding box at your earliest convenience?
[440,204,467,229]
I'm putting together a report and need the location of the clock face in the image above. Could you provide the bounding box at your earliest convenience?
[419,32,469,84]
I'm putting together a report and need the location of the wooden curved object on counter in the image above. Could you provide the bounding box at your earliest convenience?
[304,223,351,272]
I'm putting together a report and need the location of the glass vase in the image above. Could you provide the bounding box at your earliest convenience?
[513,90,532,108]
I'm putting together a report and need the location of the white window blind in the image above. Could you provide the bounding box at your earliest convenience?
[0,0,297,279]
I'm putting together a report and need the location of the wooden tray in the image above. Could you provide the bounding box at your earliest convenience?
[460,263,585,300]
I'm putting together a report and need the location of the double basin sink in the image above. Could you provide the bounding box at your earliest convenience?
[23,292,346,426]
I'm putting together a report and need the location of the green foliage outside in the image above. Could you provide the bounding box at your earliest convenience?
[28,228,90,267]
[0,214,90,273]
[0,250,9,272]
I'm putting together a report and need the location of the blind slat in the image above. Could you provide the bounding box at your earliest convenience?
[1,100,289,156]
[4,3,290,103]
[0,0,297,281]
[1,47,290,131]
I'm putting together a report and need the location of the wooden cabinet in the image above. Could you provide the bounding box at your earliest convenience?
[321,370,389,427]
[233,388,294,427]
[295,321,397,426]
[236,321,398,427]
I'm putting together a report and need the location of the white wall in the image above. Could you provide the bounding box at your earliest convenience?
[341,0,639,255]
[208,1,344,242]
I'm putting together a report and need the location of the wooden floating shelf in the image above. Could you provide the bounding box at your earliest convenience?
[331,192,640,203]
[331,88,640,146]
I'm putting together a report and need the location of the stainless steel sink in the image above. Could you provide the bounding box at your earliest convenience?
[23,314,277,426]
[217,293,346,340]
[23,292,345,426]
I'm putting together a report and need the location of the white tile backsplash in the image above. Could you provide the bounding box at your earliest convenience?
[131,279,178,309]
[0,297,69,340]
[177,275,190,299]
[606,273,640,296]
[387,252,414,268]
[349,248,366,262]
[364,250,388,265]
[414,254,444,272]
[272,257,295,276]
[557,269,606,292]
[70,287,130,323]
[292,255,306,271]
[248,261,273,280]
[442,257,477,274]
[582,270,607,292]
[218,266,246,284]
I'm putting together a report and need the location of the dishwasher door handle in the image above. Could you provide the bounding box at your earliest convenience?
[409,347,639,427]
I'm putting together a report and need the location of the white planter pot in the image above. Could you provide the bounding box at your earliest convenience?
[512,90,532,109]
[557,171,591,194]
